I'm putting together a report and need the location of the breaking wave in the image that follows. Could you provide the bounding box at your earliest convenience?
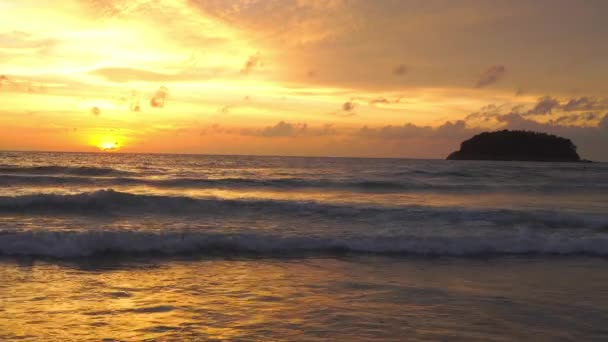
[1,174,606,193]
[1,229,608,258]
[0,190,604,229]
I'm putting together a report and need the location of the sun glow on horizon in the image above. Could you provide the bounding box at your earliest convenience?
[99,141,120,152]
[89,134,124,152]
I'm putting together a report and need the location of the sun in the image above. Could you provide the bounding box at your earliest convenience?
[98,141,120,152]
[89,134,125,152]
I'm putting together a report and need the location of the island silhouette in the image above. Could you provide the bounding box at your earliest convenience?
[447,130,585,162]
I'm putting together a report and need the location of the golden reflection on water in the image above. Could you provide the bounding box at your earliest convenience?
[4,182,602,213]
[2,258,608,341]
[1,260,336,341]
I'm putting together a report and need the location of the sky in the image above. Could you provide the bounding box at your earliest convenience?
[0,0,607,160]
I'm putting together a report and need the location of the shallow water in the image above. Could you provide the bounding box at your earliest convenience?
[0,152,607,340]
[2,257,608,341]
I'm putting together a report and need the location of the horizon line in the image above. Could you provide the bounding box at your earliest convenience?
[0,149,445,161]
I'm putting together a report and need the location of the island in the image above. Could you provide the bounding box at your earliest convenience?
[447,130,585,162]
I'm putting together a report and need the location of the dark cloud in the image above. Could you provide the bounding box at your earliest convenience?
[359,121,469,140]
[358,120,476,147]
[342,101,355,111]
[550,113,599,126]
[256,121,308,137]
[150,85,168,108]
[330,100,357,117]
[436,120,468,138]
[368,96,404,106]
[240,121,338,138]
[467,97,608,128]
[91,106,101,116]
[369,97,390,105]
[240,53,261,75]
[392,64,407,76]
[475,65,506,88]
[550,115,583,125]
[562,97,607,112]
[525,96,560,115]
[200,124,234,136]
[359,123,432,139]
[465,104,505,121]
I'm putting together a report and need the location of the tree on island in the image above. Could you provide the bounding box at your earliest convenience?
[447,130,584,162]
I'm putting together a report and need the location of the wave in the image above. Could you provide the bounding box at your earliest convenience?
[0,165,133,177]
[2,174,607,193]
[1,229,608,258]
[0,174,411,191]
[0,190,605,231]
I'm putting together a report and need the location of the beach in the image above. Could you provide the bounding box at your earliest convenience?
[1,152,607,340]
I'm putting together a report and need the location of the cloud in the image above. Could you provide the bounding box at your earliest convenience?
[525,96,560,115]
[466,96,608,123]
[562,97,607,112]
[90,67,209,83]
[150,85,168,108]
[239,121,338,138]
[436,120,469,138]
[358,121,472,140]
[342,101,355,111]
[84,0,157,18]
[316,123,337,136]
[91,106,101,116]
[217,105,234,114]
[392,64,407,76]
[549,113,599,126]
[368,96,403,106]
[0,74,46,93]
[240,53,261,75]
[475,65,506,88]
[0,30,56,52]
[253,121,308,137]
[521,96,608,117]
[329,100,357,117]
[129,90,141,112]
[369,97,390,105]
[461,101,608,160]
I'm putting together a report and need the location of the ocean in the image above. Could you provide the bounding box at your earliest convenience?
[0,151,607,341]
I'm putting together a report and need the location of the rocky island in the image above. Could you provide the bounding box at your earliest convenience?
[447,130,585,162]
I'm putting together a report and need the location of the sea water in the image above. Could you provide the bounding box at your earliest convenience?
[0,152,607,340]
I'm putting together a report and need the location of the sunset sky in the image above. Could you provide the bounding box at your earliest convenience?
[1,0,607,160]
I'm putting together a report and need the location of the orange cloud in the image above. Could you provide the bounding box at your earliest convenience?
[150,86,168,108]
